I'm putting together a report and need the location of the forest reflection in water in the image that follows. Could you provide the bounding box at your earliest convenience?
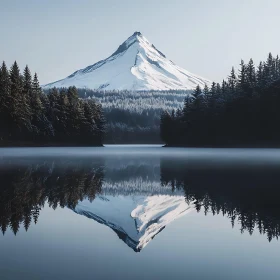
[1,150,280,245]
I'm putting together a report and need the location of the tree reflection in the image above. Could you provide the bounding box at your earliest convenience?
[161,159,280,241]
[2,156,280,243]
[0,160,104,235]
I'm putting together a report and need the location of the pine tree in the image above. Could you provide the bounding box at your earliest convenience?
[256,62,264,89]
[23,66,32,97]
[0,62,11,140]
[208,82,217,110]
[1,221,7,235]
[247,59,256,87]
[266,52,274,84]
[22,65,32,122]
[216,83,221,96]
[9,61,32,139]
[192,85,202,110]
[30,73,45,139]
[39,88,54,138]
[31,73,43,115]
[203,84,210,108]
[238,60,248,96]
[83,100,97,143]
[215,83,224,109]
[246,59,257,99]
[23,211,32,232]
[66,86,85,141]
[228,67,237,99]
[67,86,79,104]
[221,80,229,101]
[47,87,61,140]
[0,61,10,101]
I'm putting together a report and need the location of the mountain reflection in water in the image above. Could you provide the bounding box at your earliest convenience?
[1,152,280,252]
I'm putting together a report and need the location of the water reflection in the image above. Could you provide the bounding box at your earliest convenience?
[0,159,104,235]
[161,159,280,242]
[1,152,280,253]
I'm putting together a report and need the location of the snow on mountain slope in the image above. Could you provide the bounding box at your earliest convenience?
[44,32,211,91]
[73,193,194,252]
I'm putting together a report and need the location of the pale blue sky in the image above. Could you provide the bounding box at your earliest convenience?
[0,0,279,84]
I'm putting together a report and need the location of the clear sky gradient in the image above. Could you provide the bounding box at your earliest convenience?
[0,0,279,85]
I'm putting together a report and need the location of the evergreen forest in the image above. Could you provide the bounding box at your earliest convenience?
[161,53,280,147]
[0,61,105,146]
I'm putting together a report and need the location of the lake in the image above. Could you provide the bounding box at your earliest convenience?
[1,145,280,280]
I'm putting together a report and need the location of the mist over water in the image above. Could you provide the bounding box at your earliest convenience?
[1,145,280,280]
[2,145,280,163]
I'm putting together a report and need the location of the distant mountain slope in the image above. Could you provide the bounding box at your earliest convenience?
[44,32,211,91]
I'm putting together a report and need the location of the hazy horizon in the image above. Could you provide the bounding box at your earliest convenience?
[1,0,280,85]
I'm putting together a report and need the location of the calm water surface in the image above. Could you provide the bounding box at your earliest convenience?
[1,145,280,280]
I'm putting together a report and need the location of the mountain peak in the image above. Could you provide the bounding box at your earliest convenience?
[132,31,142,37]
[44,32,211,91]
[111,32,145,56]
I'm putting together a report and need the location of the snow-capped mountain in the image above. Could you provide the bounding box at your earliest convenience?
[73,193,194,252]
[44,32,211,91]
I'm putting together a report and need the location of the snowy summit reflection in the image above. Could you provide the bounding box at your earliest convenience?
[73,192,193,252]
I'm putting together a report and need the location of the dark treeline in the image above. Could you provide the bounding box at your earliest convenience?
[161,53,280,147]
[0,61,105,146]
[0,160,104,235]
[44,88,188,143]
[160,159,280,242]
